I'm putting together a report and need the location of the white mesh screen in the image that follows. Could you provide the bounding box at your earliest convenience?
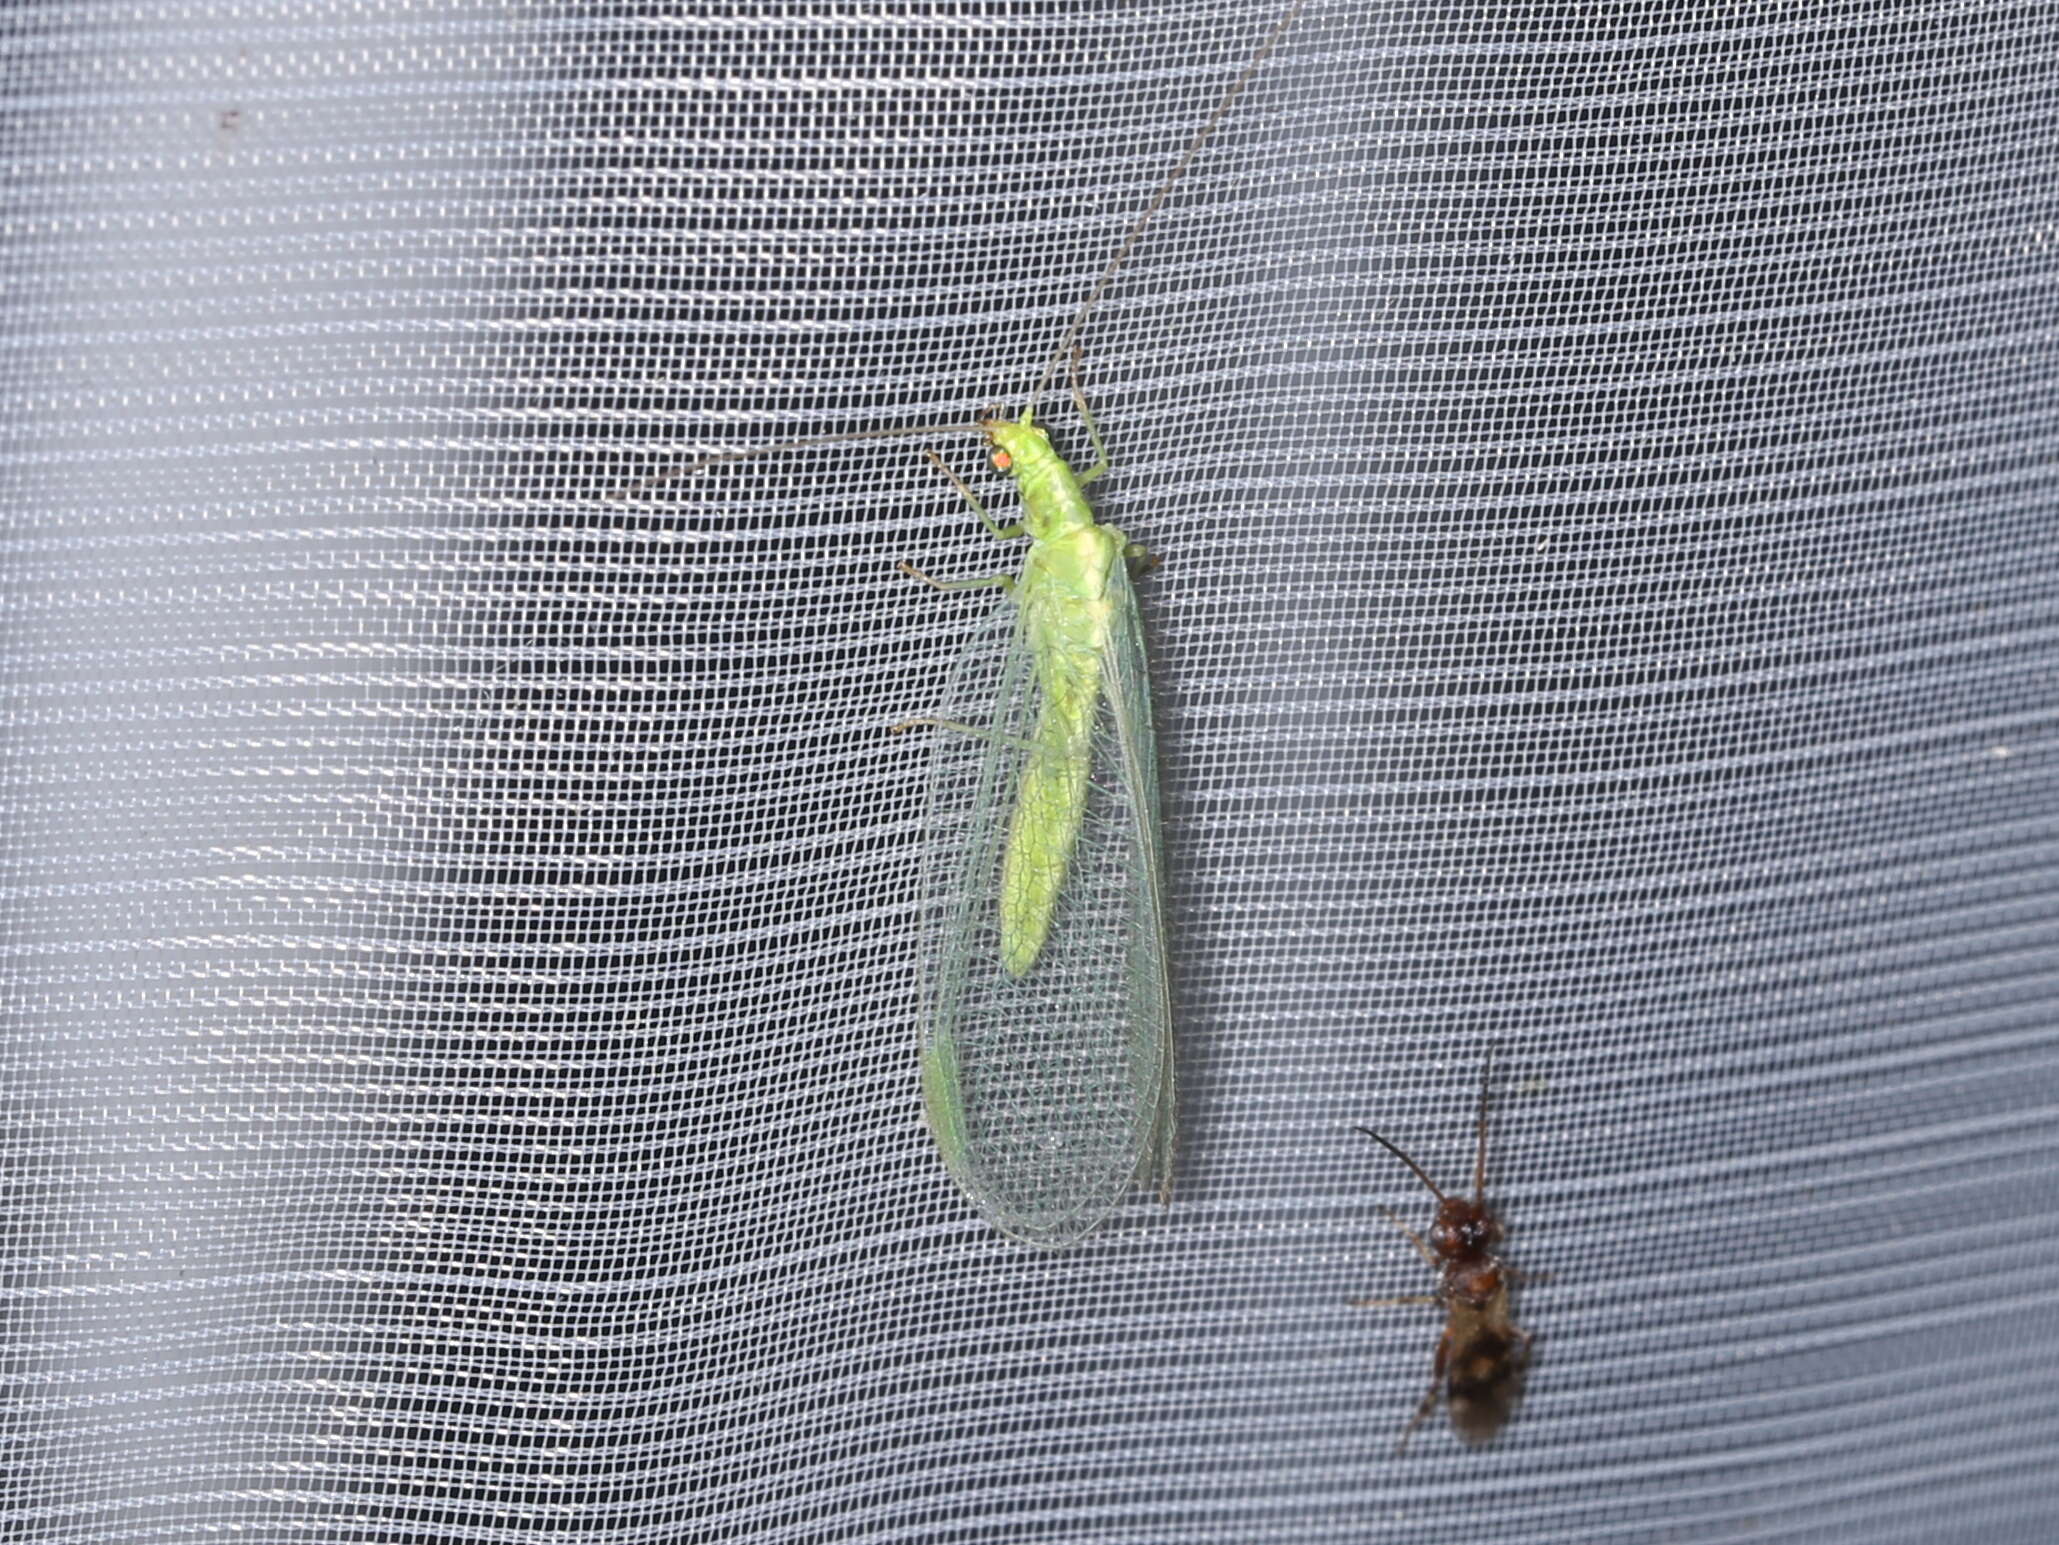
[5,1,2058,1541]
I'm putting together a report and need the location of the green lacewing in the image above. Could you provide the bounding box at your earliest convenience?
[893,2,1304,1245]
[636,3,1304,1246]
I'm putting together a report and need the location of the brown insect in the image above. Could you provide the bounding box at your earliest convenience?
[1352,1053,1534,1452]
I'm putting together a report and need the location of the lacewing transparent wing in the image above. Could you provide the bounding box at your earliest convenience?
[916,558,1173,1248]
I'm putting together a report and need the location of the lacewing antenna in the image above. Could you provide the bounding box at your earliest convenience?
[611,2,1306,498]
[607,422,984,502]
[1025,0,1307,417]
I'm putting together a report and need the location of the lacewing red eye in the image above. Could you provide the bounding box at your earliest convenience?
[990,449,1012,472]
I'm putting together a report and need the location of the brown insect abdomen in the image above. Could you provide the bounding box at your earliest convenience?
[1446,1329,1525,1446]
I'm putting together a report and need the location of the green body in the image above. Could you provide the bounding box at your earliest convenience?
[912,407,1175,1248]
[990,419,1124,977]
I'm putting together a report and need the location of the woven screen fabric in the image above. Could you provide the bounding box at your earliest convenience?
[5,0,2058,1540]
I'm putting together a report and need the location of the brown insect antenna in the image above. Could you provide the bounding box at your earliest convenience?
[1473,1045,1497,1203]
[1353,1126,1447,1207]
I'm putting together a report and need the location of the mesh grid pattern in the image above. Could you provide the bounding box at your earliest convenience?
[4,1,2057,1541]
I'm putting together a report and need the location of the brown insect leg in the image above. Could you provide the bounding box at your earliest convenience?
[1472,1046,1495,1202]
[1376,1204,1439,1272]
[1395,1336,1451,1456]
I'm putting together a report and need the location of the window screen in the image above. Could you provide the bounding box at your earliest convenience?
[4,1,2057,1541]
